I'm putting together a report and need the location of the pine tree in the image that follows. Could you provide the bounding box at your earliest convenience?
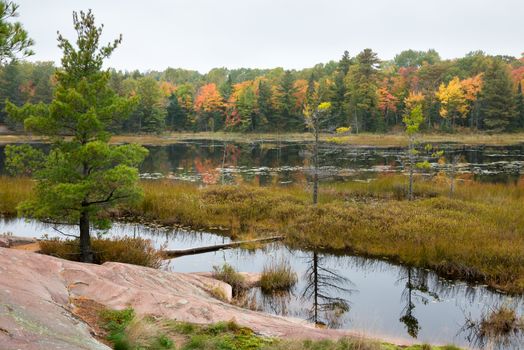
[0,61,23,124]
[257,79,273,130]
[339,50,352,76]
[133,77,166,133]
[345,49,381,132]
[276,70,301,130]
[166,93,187,130]
[5,10,148,262]
[0,0,33,63]
[479,59,515,131]
[330,51,352,127]
[219,74,233,101]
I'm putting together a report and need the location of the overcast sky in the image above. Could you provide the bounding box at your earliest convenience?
[15,0,524,73]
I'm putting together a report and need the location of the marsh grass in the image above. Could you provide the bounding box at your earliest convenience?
[212,263,247,296]
[0,176,33,215]
[130,176,524,292]
[39,237,163,268]
[2,174,524,293]
[3,131,523,147]
[260,258,298,293]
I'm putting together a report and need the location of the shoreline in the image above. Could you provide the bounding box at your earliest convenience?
[1,247,456,349]
[0,131,524,147]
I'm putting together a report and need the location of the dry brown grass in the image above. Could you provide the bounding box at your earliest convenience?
[260,258,298,293]
[2,174,524,293]
[39,236,163,268]
[130,176,524,293]
[0,176,34,215]
[1,131,523,146]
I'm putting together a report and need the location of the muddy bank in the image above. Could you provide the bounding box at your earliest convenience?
[0,248,411,349]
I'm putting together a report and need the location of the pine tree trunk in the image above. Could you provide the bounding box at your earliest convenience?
[79,208,93,263]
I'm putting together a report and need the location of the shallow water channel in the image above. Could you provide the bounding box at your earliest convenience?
[1,218,523,349]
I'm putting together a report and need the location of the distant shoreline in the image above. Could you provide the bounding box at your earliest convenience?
[1,131,524,147]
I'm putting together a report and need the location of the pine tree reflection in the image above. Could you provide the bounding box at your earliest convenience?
[301,252,353,328]
[398,267,440,338]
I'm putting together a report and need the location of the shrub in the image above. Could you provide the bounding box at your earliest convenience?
[260,258,298,293]
[212,263,246,296]
[39,236,163,268]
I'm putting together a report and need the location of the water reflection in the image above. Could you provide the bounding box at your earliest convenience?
[2,217,524,348]
[146,141,522,185]
[398,267,440,338]
[459,305,524,350]
[301,252,352,328]
[2,141,523,184]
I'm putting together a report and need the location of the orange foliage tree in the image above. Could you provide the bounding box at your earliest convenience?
[194,83,224,131]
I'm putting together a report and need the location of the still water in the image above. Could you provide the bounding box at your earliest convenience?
[1,218,523,349]
[1,140,524,184]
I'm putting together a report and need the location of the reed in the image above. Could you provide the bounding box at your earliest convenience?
[260,258,298,293]
[0,176,33,215]
[39,237,163,268]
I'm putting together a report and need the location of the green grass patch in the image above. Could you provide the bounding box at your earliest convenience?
[97,308,460,350]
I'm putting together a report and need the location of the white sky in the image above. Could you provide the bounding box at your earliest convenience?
[16,0,524,73]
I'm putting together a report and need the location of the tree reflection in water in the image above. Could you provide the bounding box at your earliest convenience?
[459,304,524,350]
[397,267,440,338]
[301,252,353,328]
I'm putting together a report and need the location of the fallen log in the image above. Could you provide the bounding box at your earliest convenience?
[163,236,284,258]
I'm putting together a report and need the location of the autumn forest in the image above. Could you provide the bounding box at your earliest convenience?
[2,48,524,135]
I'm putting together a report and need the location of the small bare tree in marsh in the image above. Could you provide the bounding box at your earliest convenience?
[446,148,464,198]
[402,104,425,201]
[304,101,332,205]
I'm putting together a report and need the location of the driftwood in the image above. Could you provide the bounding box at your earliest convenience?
[163,236,284,258]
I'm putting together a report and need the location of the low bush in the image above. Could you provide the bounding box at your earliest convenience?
[212,263,246,296]
[260,258,298,293]
[39,236,163,268]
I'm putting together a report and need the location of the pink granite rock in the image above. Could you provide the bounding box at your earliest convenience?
[0,248,407,349]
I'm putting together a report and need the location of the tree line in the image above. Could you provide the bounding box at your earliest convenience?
[2,50,524,134]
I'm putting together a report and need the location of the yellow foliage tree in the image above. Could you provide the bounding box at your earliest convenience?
[404,91,424,113]
[435,77,469,128]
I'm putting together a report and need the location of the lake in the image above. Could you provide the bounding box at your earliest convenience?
[1,218,523,349]
[1,140,524,184]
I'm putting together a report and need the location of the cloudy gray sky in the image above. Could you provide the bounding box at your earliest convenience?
[16,0,524,73]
